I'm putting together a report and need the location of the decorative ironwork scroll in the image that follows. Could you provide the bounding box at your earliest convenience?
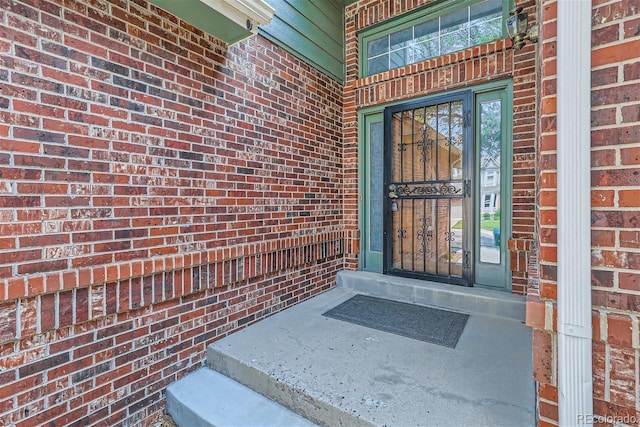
[417,124,432,164]
[417,217,433,255]
[395,183,462,197]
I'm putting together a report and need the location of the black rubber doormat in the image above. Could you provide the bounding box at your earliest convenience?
[323,294,469,348]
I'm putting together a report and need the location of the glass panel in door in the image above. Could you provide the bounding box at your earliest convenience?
[475,90,510,289]
[362,113,383,272]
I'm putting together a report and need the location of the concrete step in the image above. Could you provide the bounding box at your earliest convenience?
[205,287,534,426]
[206,343,374,427]
[336,271,525,321]
[166,367,317,427]
[169,274,533,426]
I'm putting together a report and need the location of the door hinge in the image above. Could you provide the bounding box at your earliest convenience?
[463,180,471,198]
[463,250,471,269]
[463,110,471,128]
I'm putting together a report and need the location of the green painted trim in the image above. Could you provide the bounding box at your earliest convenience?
[149,0,252,45]
[357,80,514,289]
[259,18,344,81]
[357,109,366,270]
[473,82,513,291]
[358,0,512,77]
[261,0,345,82]
[358,112,384,272]
[286,0,343,46]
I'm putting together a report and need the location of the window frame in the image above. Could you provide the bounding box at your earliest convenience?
[358,0,513,78]
[484,193,492,208]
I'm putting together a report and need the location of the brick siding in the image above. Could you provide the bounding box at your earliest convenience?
[344,0,538,294]
[0,0,347,425]
[530,0,640,423]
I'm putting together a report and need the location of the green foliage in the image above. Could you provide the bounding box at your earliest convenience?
[480,219,500,231]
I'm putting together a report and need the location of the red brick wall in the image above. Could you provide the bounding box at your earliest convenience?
[529,0,640,423]
[0,0,346,425]
[344,0,538,294]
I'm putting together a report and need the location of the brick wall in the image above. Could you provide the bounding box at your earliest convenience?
[529,0,640,423]
[0,0,346,425]
[344,0,538,294]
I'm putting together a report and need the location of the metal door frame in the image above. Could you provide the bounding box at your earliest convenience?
[382,90,473,286]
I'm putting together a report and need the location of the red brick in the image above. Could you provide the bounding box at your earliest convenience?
[0,301,17,342]
[607,314,633,347]
[19,298,38,337]
[592,39,640,67]
[621,103,640,123]
[592,211,640,228]
[592,125,640,147]
[592,398,638,425]
[620,147,640,165]
[592,148,616,167]
[620,231,640,249]
[75,288,89,324]
[592,230,616,247]
[591,189,615,207]
[592,310,602,341]
[39,293,56,332]
[539,399,558,422]
[592,269,614,288]
[592,66,618,87]
[532,328,554,384]
[540,281,557,300]
[526,298,546,329]
[609,345,636,407]
[624,60,640,81]
[593,341,607,400]
[619,272,640,291]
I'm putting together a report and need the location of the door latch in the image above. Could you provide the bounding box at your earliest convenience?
[388,184,399,212]
[388,184,398,199]
[463,251,471,269]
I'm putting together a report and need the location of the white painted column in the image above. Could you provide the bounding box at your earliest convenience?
[556,0,593,425]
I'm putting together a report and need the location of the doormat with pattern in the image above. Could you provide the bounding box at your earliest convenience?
[323,294,469,348]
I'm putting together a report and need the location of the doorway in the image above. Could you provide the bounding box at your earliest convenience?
[360,85,511,290]
[383,92,472,285]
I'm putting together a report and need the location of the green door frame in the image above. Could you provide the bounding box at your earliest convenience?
[474,87,513,290]
[359,112,384,272]
[358,79,513,290]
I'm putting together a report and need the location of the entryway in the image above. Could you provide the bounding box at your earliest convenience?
[360,83,512,290]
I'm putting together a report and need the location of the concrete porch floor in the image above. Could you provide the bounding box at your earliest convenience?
[199,275,535,426]
[167,272,536,427]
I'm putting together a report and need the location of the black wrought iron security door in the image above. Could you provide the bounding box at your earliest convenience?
[383,93,472,286]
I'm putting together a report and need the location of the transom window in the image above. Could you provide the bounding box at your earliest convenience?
[361,0,507,76]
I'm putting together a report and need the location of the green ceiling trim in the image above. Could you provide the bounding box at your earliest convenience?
[149,0,347,83]
[260,0,345,83]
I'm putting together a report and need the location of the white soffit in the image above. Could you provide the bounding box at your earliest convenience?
[198,0,276,34]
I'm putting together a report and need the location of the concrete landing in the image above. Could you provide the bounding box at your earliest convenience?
[166,368,317,427]
[207,286,535,427]
[337,270,526,321]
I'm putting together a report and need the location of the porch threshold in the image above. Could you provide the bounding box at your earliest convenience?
[337,270,526,321]
[200,286,534,426]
